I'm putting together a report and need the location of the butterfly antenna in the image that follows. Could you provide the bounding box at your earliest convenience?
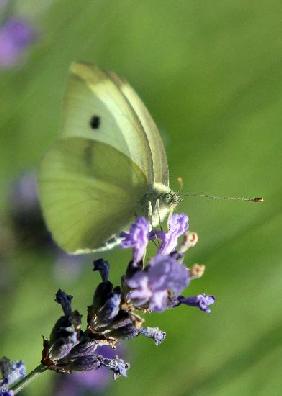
[183,192,264,203]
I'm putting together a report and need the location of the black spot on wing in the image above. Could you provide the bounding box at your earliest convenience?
[90,115,100,130]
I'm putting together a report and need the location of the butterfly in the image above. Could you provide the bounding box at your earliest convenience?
[38,62,181,254]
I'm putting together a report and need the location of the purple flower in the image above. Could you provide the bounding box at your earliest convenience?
[126,254,189,312]
[56,341,128,378]
[139,327,166,345]
[54,345,126,396]
[153,214,189,255]
[99,356,129,379]
[177,294,215,313]
[0,17,36,68]
[54,345,125,396]
[120,217,150,263]
[0,357,26,395]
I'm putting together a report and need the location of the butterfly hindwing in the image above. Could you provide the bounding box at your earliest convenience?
[39,138,147,253]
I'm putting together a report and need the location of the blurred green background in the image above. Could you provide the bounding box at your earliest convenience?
[1,1,282,395]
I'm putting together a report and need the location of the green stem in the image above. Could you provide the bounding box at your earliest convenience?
[9,364,47,395]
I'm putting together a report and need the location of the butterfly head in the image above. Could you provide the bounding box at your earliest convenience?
[152,190,182,227]
[161,191,183,207]
[139,186,182,227]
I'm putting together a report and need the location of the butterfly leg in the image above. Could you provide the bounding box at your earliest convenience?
[148,200,153,225]
[147,200,160,248]
[154,199,163,231]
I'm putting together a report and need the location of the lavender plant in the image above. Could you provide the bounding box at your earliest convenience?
[0,213,215,395]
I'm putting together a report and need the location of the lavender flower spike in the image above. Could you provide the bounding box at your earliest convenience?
[120,217,150,264]
[178,294,215,313]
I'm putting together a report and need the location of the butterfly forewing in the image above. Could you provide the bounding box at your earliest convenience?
[108,71,169,187]
[62,63,155,184]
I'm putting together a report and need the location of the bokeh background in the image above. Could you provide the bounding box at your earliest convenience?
[0,1,282,395]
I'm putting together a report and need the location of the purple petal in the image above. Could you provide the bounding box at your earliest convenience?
[168,214,189,236]
[149,255,189,294]
[139,327,166,345]
[0,391,14,396]
[149,290,168,311]
[125,255,189,312]
[178,294,215,313]
[99,356,130,379]
[120,217,150,263]
[0,357,26,388]
[156,214,189,255]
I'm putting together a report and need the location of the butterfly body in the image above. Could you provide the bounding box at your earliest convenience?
[139,185,181,225]
[39,63,178,254]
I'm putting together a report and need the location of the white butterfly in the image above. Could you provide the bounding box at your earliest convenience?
[38,63,180,253]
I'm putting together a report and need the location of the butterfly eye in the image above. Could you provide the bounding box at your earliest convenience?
[90,115,100,129]
[164,193,171,203]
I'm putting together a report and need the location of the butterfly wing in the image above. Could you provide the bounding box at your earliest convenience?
[62,62,155,183]
[39,62,170,253]
[108,71,169,187]
[39,137,147,253]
